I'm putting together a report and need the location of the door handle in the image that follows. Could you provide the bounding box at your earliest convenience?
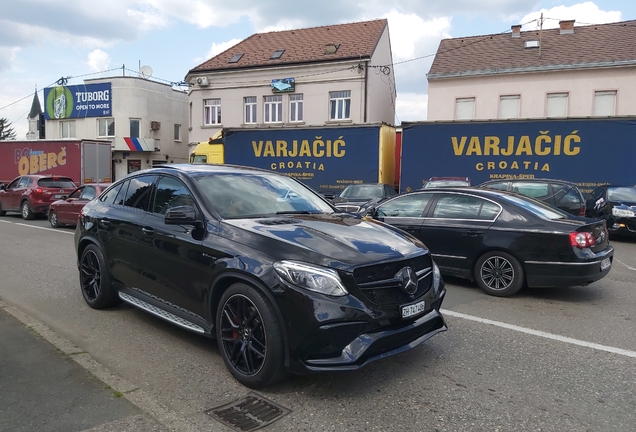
[100,219,110,226]
[465,230,483,237]
[142,227,155,235]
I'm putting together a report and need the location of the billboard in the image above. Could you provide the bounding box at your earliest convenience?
[271,78,295,93]
[43,83,112,119]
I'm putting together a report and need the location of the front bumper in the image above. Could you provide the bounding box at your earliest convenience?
[608,217,636,237]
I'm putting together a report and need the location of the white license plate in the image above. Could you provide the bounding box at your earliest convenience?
[54,194,63,199]
[600,258,611,271]
[401,300,426,319]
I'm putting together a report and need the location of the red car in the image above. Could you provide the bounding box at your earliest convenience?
[48,183,110,228]
[0,175,76,220]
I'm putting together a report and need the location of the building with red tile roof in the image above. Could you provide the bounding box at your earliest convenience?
[185,19,396,144]
[426,19,636,121]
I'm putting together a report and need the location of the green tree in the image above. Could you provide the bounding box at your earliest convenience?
[0,117,17,140]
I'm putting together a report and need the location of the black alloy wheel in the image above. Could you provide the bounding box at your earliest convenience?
[79,244,120,309]
[475,251,524,297]
[216,283,286,388]
[49,210,61,228]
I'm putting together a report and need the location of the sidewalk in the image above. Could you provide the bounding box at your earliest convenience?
[0,304,166,432]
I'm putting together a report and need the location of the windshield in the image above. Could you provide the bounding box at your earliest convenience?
[608,187,636,202]
[195,172,334,219]
[498,194,567,220]
[340,184,384,199]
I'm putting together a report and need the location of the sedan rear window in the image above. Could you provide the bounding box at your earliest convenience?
[38,178,76,188]
[499,194,566,220]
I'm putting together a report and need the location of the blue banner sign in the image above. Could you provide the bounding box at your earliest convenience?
[44,83,112,119]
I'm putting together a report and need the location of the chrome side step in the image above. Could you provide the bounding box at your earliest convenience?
[119,292,206,334]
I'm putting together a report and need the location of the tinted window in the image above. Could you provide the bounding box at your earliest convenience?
[100,183,124,205]
[38,178,76,188]
[607,187,636,202]
[153,177,195,215]
[8,178,21,189]
[482,181,508,191]
[378,194,431,217]
[17,178,29,188]
[432,194,499,220]
[69,188,83,199]
[499,194,566,220]
[80,186,97,200]
[122,175,156,210]
[340,185,384,199]
[553,185,581,205]
[511,181,550,199]
[384,185,397,196]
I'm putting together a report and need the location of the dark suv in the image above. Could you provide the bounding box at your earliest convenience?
[478,178,586,216]
[0,175,77,219]
[75,164,446,388]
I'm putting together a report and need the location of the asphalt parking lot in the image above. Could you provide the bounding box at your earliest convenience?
[0,215,635,431]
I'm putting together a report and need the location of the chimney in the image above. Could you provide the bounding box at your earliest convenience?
[559,20,575,34]
[511,25,521,38]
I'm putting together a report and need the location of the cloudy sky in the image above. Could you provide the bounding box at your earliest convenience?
[1,0,633,139]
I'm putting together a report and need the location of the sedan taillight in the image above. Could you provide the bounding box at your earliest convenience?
[570,231,595,248]
[34,188,43,194]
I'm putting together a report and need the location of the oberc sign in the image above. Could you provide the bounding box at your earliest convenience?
[43,83,112,119]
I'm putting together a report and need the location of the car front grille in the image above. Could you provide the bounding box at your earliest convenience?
[352,255,433,306]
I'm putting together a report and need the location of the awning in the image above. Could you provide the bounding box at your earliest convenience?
[112,137,157,152]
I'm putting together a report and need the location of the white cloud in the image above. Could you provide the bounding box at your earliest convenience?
[520,2,621,30]
[396,92,428,123]
[87,49,110,72]
[384,11,452,61]
[201,39,243,62]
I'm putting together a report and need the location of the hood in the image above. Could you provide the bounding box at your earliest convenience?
[221,213,427,270]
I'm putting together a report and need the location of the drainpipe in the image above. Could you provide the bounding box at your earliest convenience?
[364,60,369,123]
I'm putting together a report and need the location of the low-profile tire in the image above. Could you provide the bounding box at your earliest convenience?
[216,283,286,389]
[49,210,62,228]
[0,201,5,216]
[474,251,524,297]
[79,244,120,309]
[21,200,35,220]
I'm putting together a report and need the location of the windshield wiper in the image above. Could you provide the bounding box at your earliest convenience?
[275,210,316,215]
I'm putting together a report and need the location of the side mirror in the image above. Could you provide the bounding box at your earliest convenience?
[165,205,203,228]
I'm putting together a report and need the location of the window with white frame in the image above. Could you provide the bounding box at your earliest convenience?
[130,118,140,138]
[329,91,351,120]
[204,99,221,125]
[61,120,76,138]
[290,94,303,122]
[546,93,568,117]
[244,97,257,124]
[455,97,475,120]
[98,118,115,137]
[174,124,181,141]
[499,95,520,119]
[594,91,616,116]
[264,95,283,123]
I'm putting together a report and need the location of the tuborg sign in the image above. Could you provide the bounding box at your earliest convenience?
[44,83,112,119]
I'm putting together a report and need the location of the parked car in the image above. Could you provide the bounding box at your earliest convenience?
[361,187,613,297]
[74,164,447,388]
[422,176,471,188]
[332,183,397,213]
[478,178,586,216]
[0,175,76,220]
[586,185,636,237]
[48,183,110,228]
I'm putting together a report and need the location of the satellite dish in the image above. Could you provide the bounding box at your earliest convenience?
[139,65,153,79]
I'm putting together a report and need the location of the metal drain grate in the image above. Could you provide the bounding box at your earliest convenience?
[206,392,291,431]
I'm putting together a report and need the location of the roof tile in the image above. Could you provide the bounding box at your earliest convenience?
[190,19,387,73]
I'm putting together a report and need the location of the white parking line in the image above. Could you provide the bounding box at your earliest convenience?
[14,223,74,235]
[442,309,636,359]
[616,259,636,271]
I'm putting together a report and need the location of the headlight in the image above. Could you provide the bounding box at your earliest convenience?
[612,207,635,217]
[273,260,348,296]
[433,262,441,291]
